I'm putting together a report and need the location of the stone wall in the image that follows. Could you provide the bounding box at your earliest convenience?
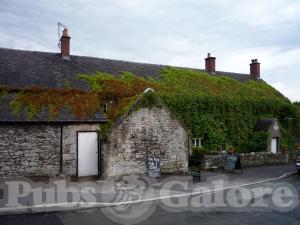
[0,107,188,178]
[200,152,289,170]
[288,151,300,163]
[62,124,100,176]
[102,107,189,178]
[0,123,101,178]
[240,152,288,166]
[0,125,61,177]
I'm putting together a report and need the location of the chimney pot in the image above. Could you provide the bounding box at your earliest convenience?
[205,53,216,73]
[60,28,71,60]
[250,59,260,79]
[62,28,69,37]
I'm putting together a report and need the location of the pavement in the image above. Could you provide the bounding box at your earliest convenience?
[0,164,297,216]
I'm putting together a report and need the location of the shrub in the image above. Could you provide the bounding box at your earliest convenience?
[241,131,268,153]
[191,147,220,159]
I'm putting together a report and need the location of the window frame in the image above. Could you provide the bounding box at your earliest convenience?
[192,138,202,148]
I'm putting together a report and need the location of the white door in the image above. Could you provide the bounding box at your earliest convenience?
[271,138,278,154]
[78,132,98,176]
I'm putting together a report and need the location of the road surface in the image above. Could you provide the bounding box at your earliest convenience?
[1,174,300,225]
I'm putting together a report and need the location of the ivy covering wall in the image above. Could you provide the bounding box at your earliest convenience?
[1,67,299,152]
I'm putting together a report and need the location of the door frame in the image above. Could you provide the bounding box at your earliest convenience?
[76,131,101,177]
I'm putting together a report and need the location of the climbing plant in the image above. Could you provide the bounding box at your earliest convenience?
[1,86,101,119]
[0,67,299,151]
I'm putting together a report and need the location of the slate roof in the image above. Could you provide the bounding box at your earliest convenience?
[0,94,107,123]
[254,118,277,132]
[0,47,255,123]
[0,48,254,90]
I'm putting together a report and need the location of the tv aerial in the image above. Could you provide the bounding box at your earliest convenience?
[57,22,67,49]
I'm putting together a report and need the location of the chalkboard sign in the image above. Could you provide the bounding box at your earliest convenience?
[224,155,242,172]
[148,157,161,177]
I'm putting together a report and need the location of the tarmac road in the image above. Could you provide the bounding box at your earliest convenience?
[0,174,300,225]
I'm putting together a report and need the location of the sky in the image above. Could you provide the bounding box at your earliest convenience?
[0,0,300,101]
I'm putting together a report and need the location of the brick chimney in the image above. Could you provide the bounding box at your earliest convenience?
[60,28,71,60]
[250,59,260,79]
[205,53,216,73]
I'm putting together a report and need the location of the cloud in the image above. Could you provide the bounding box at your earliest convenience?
[0,0,299,100]
[271,82,299,102]
[230,0,300,28]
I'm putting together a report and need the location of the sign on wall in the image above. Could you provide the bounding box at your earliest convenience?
[148,157,161,177]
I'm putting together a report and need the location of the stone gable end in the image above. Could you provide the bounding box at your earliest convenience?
[102,107,189,177]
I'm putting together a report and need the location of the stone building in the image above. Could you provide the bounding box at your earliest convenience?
[254,118,281,154]
[0,28,275,178]
[0,90,189,178]
[101,90,189,177]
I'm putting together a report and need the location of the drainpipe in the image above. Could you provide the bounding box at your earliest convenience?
[60,124,63,174]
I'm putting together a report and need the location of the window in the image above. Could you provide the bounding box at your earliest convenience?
[103,104,108,113]
[192,138,202,147]
[102,101,113,113]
